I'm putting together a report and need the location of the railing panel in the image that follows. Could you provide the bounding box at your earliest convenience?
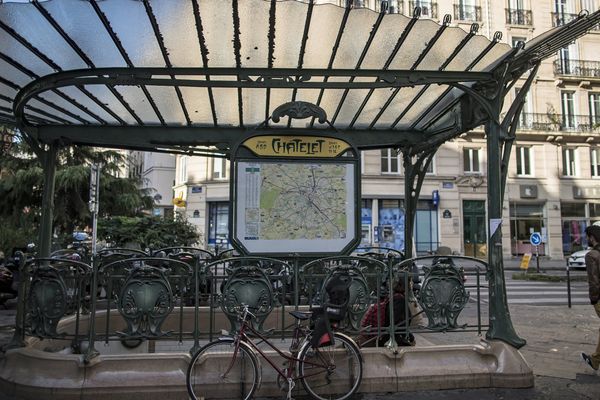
[505,8,533,25]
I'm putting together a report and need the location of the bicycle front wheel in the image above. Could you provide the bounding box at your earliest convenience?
[187,339,259,400]
[298,332,363,400]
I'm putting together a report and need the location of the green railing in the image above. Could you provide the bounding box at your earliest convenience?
[10,247,488,358]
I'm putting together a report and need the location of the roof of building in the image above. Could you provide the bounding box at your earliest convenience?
[1,0,599,155]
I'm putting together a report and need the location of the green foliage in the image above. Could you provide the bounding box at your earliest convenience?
[98,215,200,250]
[0,130,154,253]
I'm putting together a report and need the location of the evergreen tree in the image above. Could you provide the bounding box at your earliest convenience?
[0,126,154,254]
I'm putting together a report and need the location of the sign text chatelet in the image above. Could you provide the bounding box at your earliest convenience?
[243,136,351,158]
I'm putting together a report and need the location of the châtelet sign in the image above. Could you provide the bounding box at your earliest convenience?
[242,136,350,158]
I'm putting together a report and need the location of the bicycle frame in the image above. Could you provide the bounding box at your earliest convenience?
[222,314,333,384]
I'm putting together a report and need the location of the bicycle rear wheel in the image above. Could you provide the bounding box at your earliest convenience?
[298,332,363,400]
[187,339,259,400]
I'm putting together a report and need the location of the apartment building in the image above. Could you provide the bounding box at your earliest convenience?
[169,0,600,259]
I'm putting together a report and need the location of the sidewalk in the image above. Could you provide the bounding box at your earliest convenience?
[1,297,599,399]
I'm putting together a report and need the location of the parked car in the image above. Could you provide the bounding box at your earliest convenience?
[567,249,590,270]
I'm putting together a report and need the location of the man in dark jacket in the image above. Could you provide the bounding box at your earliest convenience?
[582,225,600,370]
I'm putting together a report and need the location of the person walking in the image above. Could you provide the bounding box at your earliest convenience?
[582,225,600,370]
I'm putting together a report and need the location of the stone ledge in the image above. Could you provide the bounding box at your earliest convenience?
[0,339,533,399]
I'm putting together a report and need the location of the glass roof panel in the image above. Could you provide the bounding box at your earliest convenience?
[179,86,216,126]
[332,9,379,69]
[36,90,98,124]
[388,19,441,69]
[0,29,56,77]
[212,88,242,127]
[0,3,87,70]
[272,0,311,69]
[40,0,127,68]
[371,86,425,128]
[238,0,271,68]
[113,85,162,125]
[444,35,494,71]
[96,0,165,67]
[75,85,139,126]
[0,0,595,151]
[242,88,267,126]
[145,86,187,125]
[361,13,411,70]
[396,85,451,126]
[0,59,32,88]
[148,0,203,68]
[302,3,346,69]
[28,97,82,125]
[197,0,236,68]
[418,26,469,70]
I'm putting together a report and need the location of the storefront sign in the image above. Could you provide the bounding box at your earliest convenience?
[242,136,350,158]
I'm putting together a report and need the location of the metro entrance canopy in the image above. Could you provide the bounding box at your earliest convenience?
[1,0,600,348]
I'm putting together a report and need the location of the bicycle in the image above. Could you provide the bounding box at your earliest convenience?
[186,305,363,400]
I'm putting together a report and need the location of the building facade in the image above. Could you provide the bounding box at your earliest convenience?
[168,0,600,259]
[129,151,176,218]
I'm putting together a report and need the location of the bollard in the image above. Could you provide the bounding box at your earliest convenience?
[566,259,572,309]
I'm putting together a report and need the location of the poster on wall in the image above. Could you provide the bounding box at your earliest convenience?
[378,207,405,251]
[235,160,356,254]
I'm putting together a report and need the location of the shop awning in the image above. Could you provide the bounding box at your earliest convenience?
[1,0,599,154]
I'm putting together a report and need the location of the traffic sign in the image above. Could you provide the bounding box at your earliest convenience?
[530,232,542,246]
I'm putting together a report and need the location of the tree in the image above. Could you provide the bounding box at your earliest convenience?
[98,215,200,250]
[0,127,154,254]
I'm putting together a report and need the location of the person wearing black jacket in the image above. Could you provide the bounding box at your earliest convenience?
[582,225,600,370]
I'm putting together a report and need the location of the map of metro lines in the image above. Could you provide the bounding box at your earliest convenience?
[242,163,349,241]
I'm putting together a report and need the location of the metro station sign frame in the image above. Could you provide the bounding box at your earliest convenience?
[229,133,361,257]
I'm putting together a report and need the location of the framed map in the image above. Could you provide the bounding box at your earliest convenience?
[234,160,357,254]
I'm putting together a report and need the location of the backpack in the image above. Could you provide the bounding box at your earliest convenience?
[323,274,351,322]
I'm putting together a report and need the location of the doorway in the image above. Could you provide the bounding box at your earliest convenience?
[463,200,487,259]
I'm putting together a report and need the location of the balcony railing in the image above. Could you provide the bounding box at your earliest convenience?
[552,11,600,29]
[554,59,600,78]
[516,112,600,132]
[408,1,438,19]
[453,4,481,21]
[505,8,533,25]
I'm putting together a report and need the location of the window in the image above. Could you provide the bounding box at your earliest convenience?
[463,148,481,173]
[561,202,587,254]
[412,1,436,18]
[456,0,479,21]
[592,147,600,177]
[511,36,526,48]
[562,148,578,176]
[426,156,435,174]
[516,146,533,176]
[212,157,228,179]
[178,156,187,184]
[590,93,600,126]
[509,202,546,255]
[381,148,401,174]
[582,0,596,12]
[561,91,576,129]
[515,87,532,128]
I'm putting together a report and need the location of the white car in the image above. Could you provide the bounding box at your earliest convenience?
[567,249,591,270]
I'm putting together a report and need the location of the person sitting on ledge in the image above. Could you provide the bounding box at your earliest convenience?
[357,277,415,348]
